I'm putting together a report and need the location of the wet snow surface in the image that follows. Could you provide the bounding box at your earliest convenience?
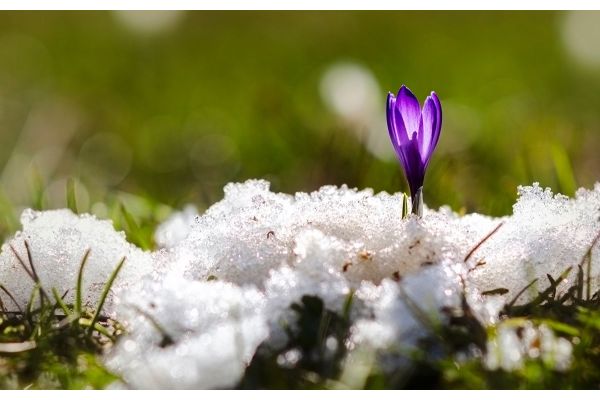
[1,180,599,388]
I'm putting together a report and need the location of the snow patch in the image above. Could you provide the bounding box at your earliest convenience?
[1,180,598,388]
[0,209,152,313]
[105,275,268,389]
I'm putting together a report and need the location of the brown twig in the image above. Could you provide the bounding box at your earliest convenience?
[9,242,50,302]
[9,244,35,281]
[579,228,600,266]
[464,221,505,263]
[0,284,22,313]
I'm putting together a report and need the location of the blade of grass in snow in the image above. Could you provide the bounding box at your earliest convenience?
[120,203,150,249]
[24,240,49,305]
[75,249,91,315]
[78,318,115,342]
[130,304,174,347]
[0,284,22,313]
[26,284,40,319]
[464,221,504,263]
[51,287,72,317]
[87,256,126,337]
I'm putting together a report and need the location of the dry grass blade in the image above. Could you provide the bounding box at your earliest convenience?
[23,241,39,282]
[24,240,50,305]
[579,228,600,301]
[0,341,37,353]
[9,242,50,303]
[130,304,174,347]
[0,284,22,313]
[464,221,504,263]
[9,243,35,281]
[580,228,600,266]
[506,278,539,309]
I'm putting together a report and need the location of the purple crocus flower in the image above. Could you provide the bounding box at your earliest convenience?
[386,85,442,217]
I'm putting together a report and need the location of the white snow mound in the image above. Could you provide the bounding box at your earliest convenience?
[105,274,268,389]
[0,179,598,388]
[0,209,153,312]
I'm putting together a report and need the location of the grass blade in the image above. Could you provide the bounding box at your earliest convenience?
[506,278,539,309]
[87,257,126,337]
[130,304,174,347]
[30,166,45,210]
[78,318,115,341]
[76,249,91,315]
[67,178,78,214]
[551,142,577,196]
[120,203,149,249]
[24,240,49,304]
[342,289,354,321]
[9,244,35,281]
[464,222,504,263]
[581,229,600,301]
[52,287,72,317]
[0,284,22,313]
[587,249,592,301]
[26,284,40,318]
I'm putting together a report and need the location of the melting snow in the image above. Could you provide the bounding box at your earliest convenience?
[0,179,598,388]
[106,274,268,389]
[0,209,153,313]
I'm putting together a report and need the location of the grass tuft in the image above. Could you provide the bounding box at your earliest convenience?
[0,251,125,389]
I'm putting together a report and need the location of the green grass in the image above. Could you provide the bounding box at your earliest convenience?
[0,245,125,389]
[1,11,599,218]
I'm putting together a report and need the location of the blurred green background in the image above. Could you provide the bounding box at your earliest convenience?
[1,11,599,235]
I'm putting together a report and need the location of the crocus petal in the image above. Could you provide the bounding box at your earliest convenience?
[430,92,442,152]
[398,134,425,198]
[396,85,421,139]
[387,92,412,183]
[418,92,442,166]
[386,92,409,149]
